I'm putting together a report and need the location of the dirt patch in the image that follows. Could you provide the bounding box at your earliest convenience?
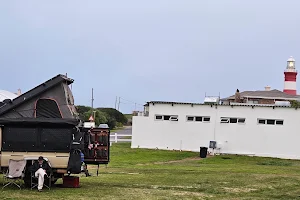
[172,191,213,198]
[222,187,258,193]
[137,157,202,166]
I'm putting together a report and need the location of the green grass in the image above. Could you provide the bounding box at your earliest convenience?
[1,143,300,199]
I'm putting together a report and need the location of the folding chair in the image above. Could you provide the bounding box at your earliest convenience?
[30,172,52,190]
[30,159,52,190]
[2,159,26,190]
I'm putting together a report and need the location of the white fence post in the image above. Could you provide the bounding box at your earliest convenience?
[115,133,118,143]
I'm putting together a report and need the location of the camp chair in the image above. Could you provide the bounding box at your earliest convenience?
[2,159,26,190]
[30,159,52,190]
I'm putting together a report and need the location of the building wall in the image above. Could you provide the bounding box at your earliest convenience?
[132,104,300,159]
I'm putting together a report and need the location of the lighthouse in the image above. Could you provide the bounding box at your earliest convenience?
[283,56,297,95]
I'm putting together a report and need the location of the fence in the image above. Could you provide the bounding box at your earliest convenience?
[110,133,132,145]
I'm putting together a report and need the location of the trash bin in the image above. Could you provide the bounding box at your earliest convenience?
[200,147,208,158]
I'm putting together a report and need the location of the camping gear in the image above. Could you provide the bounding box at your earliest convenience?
[67,149,82,174]
[63,176,80,188]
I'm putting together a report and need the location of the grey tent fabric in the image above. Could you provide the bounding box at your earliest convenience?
[0,83,78,120]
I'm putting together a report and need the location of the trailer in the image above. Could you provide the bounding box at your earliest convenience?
[0,74,110,186]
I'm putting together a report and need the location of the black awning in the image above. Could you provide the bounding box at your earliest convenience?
[0,118,79,126]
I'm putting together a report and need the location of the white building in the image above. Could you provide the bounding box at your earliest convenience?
[0,90,18,102]
[132,101,300,159]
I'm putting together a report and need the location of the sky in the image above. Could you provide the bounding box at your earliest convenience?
[1,0,300,114]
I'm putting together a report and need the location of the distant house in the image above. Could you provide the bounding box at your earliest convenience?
[221,86,300,105]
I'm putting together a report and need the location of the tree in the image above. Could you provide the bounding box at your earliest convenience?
[75,105,127,129]
[83,109,107,126]
[290,100,300,108]
[97,108,128,125]
[76,105,92,121]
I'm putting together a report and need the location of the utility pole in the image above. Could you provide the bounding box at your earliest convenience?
[115,96,118,109]
[135,103,136,111]
[117,97,120,111]
[91,88,94,109]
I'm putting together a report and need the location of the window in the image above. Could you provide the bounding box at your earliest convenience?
[257,119,284,125]
[266,119,275,125]
[164,116,171,120]
[220,118,229,123]
[221,117,245,124]
[238,118,245,123]
[203,117,210,122]
[155,115,163,120]
[187,116,194,121]
[195,117,202,122]
[169,116,178,121]
[35,98,62,118]
[186,116,211,123]
[253,100,259,104]
[155,115,178,121]
[230,118,237,123]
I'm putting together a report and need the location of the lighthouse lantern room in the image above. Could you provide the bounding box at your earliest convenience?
[283,56,297,95]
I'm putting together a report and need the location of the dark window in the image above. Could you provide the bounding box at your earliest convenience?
[203,117,210,122]
[220,118,229,123]
[267,119,275,125]
[258,119,265,124]
[187,116,194,121]
[164,116,171,120]
[169,116,178,121]
[195,117,202,122]
[238,118,245,123]
[276,120,284,125]
[230,118,238,123]
[155,115,163,120]
[36,99,62,118]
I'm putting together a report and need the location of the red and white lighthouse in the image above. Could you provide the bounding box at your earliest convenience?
[283,56,297,95]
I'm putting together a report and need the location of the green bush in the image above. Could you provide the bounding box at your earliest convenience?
[116,122,123,128]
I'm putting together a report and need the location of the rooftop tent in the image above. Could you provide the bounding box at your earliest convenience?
[0,75,80,153]
[0,74,79,120]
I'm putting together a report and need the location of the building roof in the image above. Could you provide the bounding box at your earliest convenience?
[145,101,291,108]
[0,74,74,116]
[221,89,300,101]
[288,56,296,62]
[0,90,18,102]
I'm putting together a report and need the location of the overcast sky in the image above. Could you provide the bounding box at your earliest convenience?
[1,0,300,113]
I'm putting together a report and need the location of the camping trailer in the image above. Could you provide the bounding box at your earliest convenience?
[0,74,110,186]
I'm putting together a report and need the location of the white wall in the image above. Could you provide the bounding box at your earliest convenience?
[132,103,300,159]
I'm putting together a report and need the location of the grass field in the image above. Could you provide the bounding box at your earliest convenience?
[1,143,300,199]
